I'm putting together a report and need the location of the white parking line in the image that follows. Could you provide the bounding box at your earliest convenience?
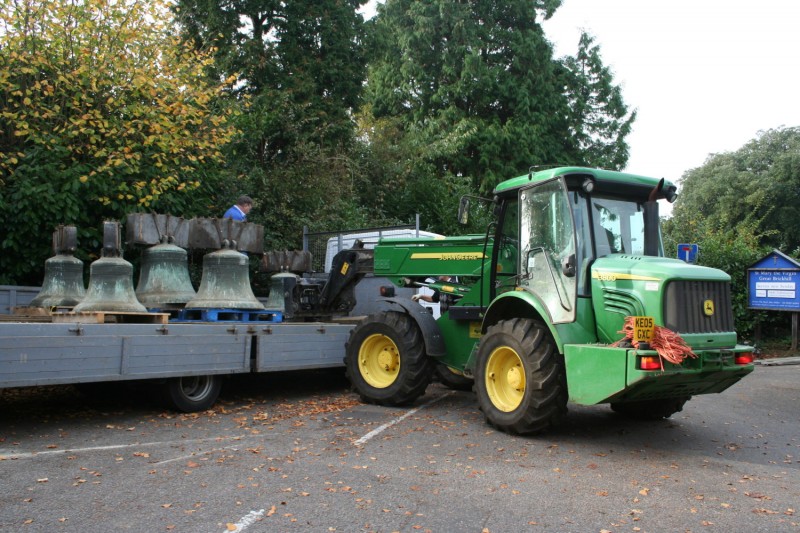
[0,435,255,461]
[354,391,454,446]
[223,509,266,533]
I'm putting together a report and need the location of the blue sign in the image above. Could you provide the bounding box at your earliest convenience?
[747,250,800,311]
[677,243,698,263]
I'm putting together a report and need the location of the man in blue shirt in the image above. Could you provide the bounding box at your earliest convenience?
[223,195,253,221]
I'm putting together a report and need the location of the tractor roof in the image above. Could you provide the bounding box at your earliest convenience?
[494,166,676,201]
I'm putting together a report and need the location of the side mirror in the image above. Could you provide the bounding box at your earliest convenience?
[457,197,470,225]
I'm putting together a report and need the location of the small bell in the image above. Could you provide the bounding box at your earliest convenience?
[30,225,86,308]
[74,221,147,313]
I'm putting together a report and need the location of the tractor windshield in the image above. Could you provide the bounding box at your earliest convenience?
[588,196,663,258]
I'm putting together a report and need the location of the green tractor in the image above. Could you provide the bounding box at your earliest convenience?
[344,166,754,435]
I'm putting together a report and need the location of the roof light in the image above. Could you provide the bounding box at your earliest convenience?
[582,177,595,193]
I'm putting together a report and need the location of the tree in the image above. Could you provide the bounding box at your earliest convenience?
[175,0,371,245]
[663,127,800,336]
[366,0,572,195]
[662,212,776,337]
[670,126,800,253]
[560,32,636,170]
[364,0,635,199]
[0,0,239,284]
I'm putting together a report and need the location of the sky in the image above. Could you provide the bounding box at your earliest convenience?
[361,0,800,193]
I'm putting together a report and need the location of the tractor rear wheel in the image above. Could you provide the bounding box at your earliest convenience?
[345,311,433,406]
[474,318,567,435]
[610,397,689,420]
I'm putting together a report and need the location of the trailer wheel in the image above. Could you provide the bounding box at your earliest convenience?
[474,318,567,435]
[162,375,222,412]
[345,311,433,406]
[610,397,689,420]
[434,363,473,391]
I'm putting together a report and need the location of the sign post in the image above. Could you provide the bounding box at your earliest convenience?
[747,250,800,351]
[677,243,699,264]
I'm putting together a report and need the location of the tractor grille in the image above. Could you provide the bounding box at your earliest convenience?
[663,280,734,334]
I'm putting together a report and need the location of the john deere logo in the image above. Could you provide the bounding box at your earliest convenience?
[703,300,715,316]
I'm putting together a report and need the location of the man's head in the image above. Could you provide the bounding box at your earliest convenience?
[237,195,253,215]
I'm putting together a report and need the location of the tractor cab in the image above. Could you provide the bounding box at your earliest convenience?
[489,168,676,327]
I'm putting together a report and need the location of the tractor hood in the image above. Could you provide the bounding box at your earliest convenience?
[591,254,730,284]
[590,255,736,346]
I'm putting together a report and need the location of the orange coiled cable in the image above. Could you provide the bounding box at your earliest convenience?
[612,316,697,365]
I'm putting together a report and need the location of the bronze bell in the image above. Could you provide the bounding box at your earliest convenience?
[30,225,86,308]
[135,237,196,308]
[74,221,147,313]
[264,272,298,316]
[185,241,265,310]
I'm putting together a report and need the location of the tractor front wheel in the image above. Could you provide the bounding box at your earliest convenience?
[474,318,567,435]
[345,311,433,406]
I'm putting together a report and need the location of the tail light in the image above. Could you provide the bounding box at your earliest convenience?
[638,355,662,371]
[734,353,754,365]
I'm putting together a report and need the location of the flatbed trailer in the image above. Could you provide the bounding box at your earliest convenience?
[0,319,354,411]
[0,221,391,411]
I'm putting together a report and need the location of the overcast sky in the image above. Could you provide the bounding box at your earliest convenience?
[543,0,800,187]
[361,0,800,191]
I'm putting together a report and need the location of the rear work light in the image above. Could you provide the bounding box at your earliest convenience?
[638,355,662,371]
[379,286,395,297]
[734,353,754,365]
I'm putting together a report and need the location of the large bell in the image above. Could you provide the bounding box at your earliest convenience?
[185,243,265,310]
[135,237,196,308]
[30,225,86,308]
[74,221,147,313]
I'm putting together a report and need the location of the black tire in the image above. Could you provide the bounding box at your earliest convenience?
[610,397,689,420]
[434,363,473,391]
[345,311,433,406]
[474,318,567,435]
[162,375,222,412]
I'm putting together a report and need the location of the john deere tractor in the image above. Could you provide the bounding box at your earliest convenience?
[344,166,754,435]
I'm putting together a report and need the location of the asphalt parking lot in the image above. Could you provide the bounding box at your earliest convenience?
[1,365,798,533]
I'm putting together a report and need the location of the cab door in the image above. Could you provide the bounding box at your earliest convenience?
[518,179,577,324]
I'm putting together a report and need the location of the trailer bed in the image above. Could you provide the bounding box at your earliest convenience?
[0,321,352,389]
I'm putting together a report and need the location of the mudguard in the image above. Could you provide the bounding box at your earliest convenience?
[378,297,447,358]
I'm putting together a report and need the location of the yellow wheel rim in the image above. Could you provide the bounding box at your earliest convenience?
[485,345,525,412]
[358,333,400,388]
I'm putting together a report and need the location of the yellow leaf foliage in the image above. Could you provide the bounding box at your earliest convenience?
[0,0,240,206]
